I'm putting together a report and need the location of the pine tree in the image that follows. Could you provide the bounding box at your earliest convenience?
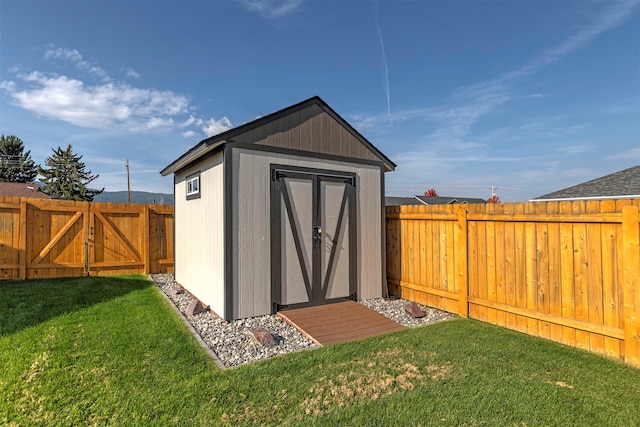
[0,135,38,183]
[38,145,104,201]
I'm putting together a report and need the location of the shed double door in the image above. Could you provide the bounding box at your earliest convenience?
[271,166,356,312]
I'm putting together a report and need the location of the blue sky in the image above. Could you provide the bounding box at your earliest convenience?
[1,0,638,201]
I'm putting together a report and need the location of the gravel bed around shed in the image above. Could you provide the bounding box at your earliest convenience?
[149,274,456,368]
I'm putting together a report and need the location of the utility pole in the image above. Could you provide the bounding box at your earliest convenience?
[491,184,497,198]
[126,159,131,204]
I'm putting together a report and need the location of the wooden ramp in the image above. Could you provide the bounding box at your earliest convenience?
[277,300,405,345]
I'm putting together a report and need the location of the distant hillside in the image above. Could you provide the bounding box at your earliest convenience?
[94,191,173,205]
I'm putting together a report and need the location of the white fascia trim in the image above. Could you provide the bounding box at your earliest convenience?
[530,195,640,202]
[413,196,428,205]
[161,140,225,176]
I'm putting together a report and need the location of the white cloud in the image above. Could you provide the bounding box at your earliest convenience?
[605,147,640,160]
[178,115,197,127]
[563,168,592,178]
[84,64,110,81]
[44,47,83,62]
[144,117,175,129]
[349,109,422,131]
[0,80,15,91]
[201,117,233,137]
[505,1,639,80]
[1,70,190,130]
[44,45,110,82]
[443,0,640,109]
[439,2,639,114]
[1,46,237,140]
[239,0,302,19]
[557,144,593,156]
[426,94,510,146]
[125,67,140,79]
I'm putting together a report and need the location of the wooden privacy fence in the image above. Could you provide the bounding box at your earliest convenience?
[386,200,640,367]
[0,196,174,279]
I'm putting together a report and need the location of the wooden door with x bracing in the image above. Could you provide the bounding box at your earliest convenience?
[271,166,356,312]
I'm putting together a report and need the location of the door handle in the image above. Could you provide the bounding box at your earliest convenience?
[313,226,322,248]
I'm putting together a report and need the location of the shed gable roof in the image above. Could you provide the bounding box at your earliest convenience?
[161,96,396,176]
[534,165,640,201]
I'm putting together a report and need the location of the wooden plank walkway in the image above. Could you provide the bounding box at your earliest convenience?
[277,300,405,345]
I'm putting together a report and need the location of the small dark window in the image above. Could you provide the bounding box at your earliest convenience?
[186,172,201,200]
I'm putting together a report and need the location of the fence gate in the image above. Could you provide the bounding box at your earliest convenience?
[0,197,174,279]
[26,201,88,278]
[89,204,146,275]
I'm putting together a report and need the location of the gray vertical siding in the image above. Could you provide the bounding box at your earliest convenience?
[174,152,226,317]
[234,104,382,164]
[357,166,385,300]
[232,147,383,318]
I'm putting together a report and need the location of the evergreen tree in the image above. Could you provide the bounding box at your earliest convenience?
[0,135,38,182]
[38,145,104,201]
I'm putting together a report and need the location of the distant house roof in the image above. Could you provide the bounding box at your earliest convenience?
[0,182,50,199]
[385,196,427,206]
[161,96,396,176]
[533,165,640,201]
[385,195,487,206]
[417,196,487,205]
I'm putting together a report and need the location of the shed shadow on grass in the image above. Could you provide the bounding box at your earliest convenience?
[0,275,152,337]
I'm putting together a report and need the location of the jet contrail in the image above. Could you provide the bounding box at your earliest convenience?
[375,1,391,116]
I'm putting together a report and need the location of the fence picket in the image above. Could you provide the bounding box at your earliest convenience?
[386,200,640,367]
[546,201,563,344]
[622,205,640,365]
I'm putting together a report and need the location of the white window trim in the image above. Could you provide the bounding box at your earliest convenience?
[186,172,201,200]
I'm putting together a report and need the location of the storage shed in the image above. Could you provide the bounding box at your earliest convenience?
[161,96,396,321]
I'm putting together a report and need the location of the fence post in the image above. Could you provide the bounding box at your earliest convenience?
[19,198,27,279]
[143,205,150,274]
[457,205,469,317]
[83,202,90,276]
[622,205,640,367]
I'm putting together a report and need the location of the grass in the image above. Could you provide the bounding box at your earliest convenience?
[1,275,639,426]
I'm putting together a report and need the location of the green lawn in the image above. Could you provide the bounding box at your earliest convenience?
[1,275,639,426]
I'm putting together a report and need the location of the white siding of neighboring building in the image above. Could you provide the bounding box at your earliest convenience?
[231,148,383,319]
[174,151,226,318]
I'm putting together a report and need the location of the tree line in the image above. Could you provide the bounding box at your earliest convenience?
[0,134,103,202]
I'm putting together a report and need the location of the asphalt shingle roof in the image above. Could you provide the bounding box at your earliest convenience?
[415,196,487,205]
[0,182,50,199]
[385,195,487,206]
[385,197,427,206]
[534,165,640,200]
